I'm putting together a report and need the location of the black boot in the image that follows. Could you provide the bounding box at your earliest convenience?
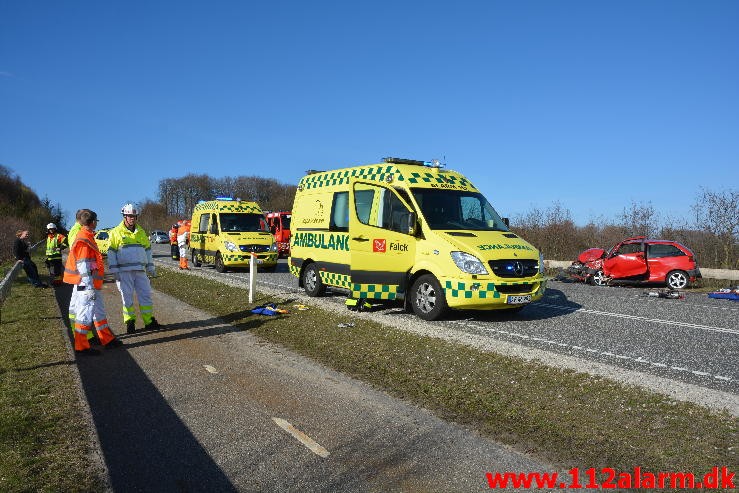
[144,317,161,330]
[126,320,136,334]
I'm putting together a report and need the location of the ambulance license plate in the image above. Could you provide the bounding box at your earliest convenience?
[506,295,532,304]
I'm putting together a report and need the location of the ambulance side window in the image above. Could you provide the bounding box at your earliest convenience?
[197,214,209,233]
[354,188,375,225]
[330,192,349,232]
[355,184,411,234]
[380,189,411,234]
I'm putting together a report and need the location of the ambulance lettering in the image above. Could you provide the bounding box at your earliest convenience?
[292,232,349,251]
[477,243,534,252]
[373,239,386,253]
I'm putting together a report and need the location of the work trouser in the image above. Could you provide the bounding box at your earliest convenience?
[68,286,100,341]
[21,257,43,286]
[71,285,116,351]
[45,258,64,284]
[116,270,154,324]
[178,234,189,268]
[170,243,179,260]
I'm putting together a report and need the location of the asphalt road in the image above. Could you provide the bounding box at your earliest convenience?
[151,244,738,400]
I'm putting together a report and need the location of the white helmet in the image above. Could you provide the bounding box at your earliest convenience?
[121,203,139,216]
[46,223,57,230]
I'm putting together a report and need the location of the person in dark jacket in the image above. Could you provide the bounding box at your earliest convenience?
[13,230,48,288]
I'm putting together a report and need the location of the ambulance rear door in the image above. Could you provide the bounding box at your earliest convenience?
[348,180,416,301]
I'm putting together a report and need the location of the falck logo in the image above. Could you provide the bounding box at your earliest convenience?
[373,239,386,253]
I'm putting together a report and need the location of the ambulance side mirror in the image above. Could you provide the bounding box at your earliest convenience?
[407,212,417,236]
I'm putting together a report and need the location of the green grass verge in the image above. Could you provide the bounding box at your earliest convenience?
[152,269,737,476]
[0,260,105,492]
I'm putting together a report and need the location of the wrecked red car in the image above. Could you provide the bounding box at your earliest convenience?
[568,236,701,289]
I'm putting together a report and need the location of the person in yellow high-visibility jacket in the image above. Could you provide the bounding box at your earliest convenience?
[44,223,68,286]
[107,203,162,334]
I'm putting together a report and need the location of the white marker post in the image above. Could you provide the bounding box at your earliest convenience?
[249,253,257,303]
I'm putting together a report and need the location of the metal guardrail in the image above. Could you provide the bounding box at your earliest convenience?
[0,240,45,307]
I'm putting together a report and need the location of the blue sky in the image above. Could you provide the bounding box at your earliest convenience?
[2,1,737,229]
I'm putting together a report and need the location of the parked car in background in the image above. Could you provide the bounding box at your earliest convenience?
[150,230,169,244]
[95,229,111,256]
[568,236,701,289]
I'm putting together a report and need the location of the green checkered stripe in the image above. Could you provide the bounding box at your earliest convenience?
[289,264,301,278]
[320,271,352,289]
[351,283,399,300]
[444,281,502,299]
[222,253,276,263]
[406,172,475,189]
[194,200,262,213]
[300,165,403,190]
[442,281,537,299]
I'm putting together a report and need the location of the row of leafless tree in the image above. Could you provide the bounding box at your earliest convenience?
[2,165,736,269]
[135,174,297,232]
[511,190,739,269]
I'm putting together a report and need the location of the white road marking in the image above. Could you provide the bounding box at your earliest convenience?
[447,320,736,384]
[536,303,739,335]
[272,418,330,458]
[204,365,218,374]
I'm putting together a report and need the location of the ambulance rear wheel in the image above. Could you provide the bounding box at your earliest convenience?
[303,263,325,296]
[410,274,448,321]
[215,253,227,273]
[191,251,201,267]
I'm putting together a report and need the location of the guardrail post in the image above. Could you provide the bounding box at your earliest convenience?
[249,253,257,303]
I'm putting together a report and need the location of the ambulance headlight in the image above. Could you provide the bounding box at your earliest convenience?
[539,252,545,273]
[450,252,488,275]
[224,241,238,252]
[270,242,278,252]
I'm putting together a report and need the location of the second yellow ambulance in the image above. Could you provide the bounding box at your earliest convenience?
[289,158,547,320]
[190,198,278,272]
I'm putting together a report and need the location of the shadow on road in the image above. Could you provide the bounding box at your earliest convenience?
[53,283,238,492]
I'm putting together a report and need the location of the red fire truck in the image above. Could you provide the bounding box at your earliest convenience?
[266,211,292,257]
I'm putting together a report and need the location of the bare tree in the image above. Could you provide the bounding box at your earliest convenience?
[618,200,658,238]
[692,188,739,268]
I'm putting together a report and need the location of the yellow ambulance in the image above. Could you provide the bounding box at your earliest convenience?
[190,198,278,272]
[289,158,546,320]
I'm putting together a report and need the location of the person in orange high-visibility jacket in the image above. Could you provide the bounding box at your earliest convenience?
[63,209,123,355]
[177,220,191,269]
[169,223,180,261]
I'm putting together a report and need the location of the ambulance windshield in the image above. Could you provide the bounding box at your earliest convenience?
[220,213,270,233]
[411,188,509,231]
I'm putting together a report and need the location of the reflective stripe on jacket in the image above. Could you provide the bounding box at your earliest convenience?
[107,221,153,273]
[46,233,67,260]
[63,228,104,289]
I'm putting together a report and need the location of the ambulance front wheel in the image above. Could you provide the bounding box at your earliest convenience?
[410,274,448,321]
[303,263,326,296]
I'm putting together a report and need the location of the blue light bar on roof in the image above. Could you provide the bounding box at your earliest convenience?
[215,196,235,201]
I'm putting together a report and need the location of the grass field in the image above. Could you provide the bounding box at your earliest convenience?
[0,259,105,493]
